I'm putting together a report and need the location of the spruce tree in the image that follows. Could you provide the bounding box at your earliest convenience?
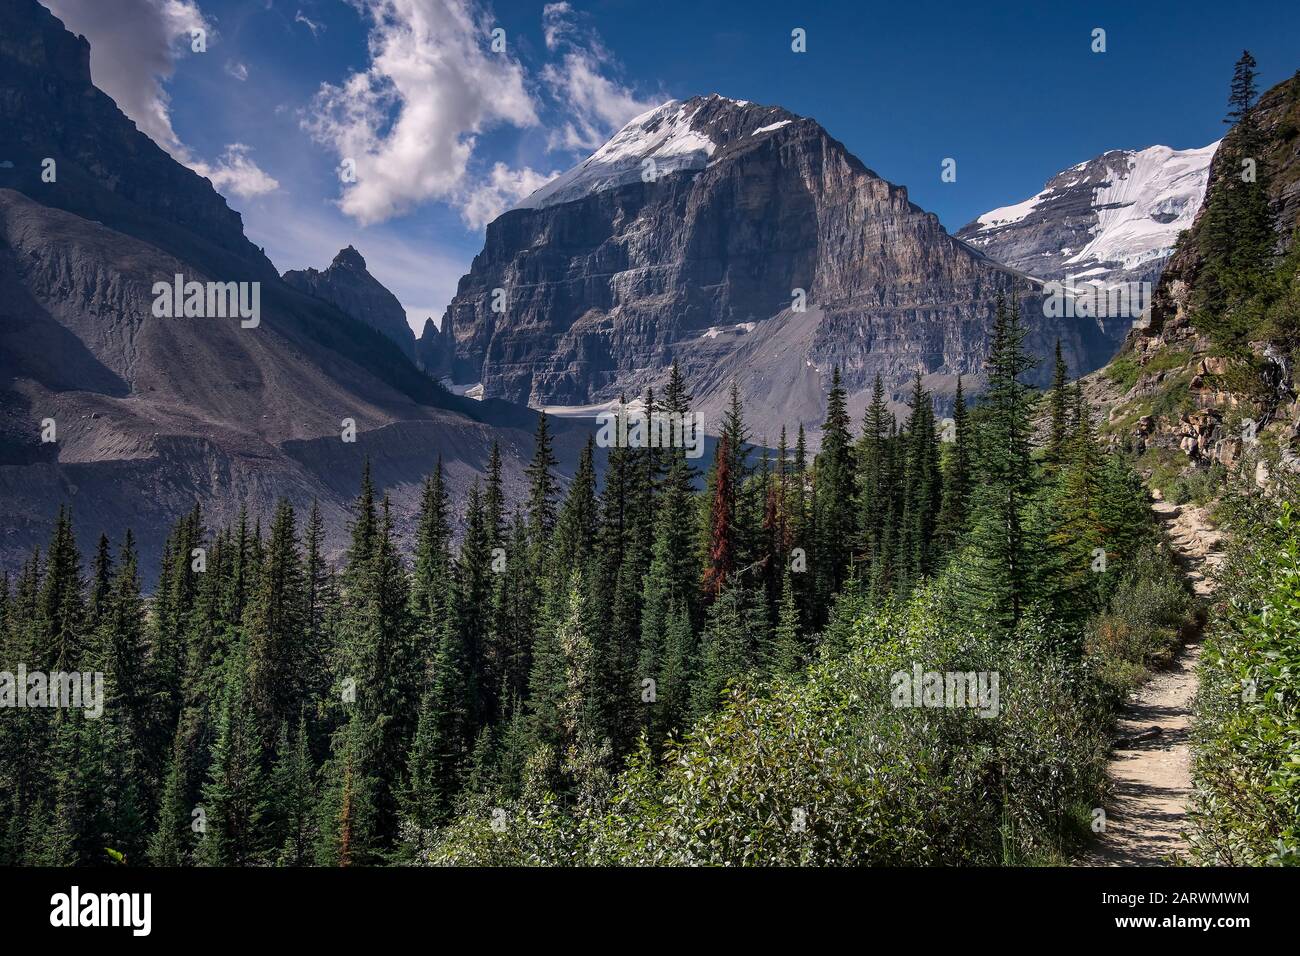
[196,638,267,866]
[245,499,307,748]
[1047,341,1071,467]
[526,412,559,545]
[936,376,972,554]
[961,296,1040,631]
[813,367,855,615]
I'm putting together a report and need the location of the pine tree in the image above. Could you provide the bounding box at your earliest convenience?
[245,499,306,747]
[770,569,803,677]
[1047,341,1071,467]
[856,373,892,562]
[703,433,735,598]
[936,376,972,553]
[87,533,113,637]
[692,583,766,719]
[961,296,1040,631]
[526,412,559,546]
[268,716,316,865]
[36,507,85,672]
[813,367,855,615]
[410,462,452,633]
[196,638,267,866]
[899,371,942,586]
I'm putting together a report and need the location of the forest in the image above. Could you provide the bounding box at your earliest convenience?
[1,297,1218,866]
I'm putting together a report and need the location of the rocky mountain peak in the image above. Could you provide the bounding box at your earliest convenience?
[447,92,1121,437]
[283,247,417,361]
[958,142,1219,294]
[514,94,804,212]
[330,244,369,271]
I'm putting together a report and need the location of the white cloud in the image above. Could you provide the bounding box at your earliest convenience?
[538,3,658,153]
[43,0,208,154]
[294,10,324,37]
[460,162,559,230]
[190,144,281,198]
[42,0,280,198]
[541,2,575,51]
[225,59,249,81]
[304,0,539,227]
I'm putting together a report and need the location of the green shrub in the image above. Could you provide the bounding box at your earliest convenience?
[1191,488,1300,865]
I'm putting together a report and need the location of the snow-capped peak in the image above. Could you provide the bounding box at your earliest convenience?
[1064,142,1220,273]
[958,141,1219,288]
[513,95,796,213]
[514,99,719,211]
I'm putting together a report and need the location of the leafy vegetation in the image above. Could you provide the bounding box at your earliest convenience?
[1191,471,1300,865]
[0,296,1194,867]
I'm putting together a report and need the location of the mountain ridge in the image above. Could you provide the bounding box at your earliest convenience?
[443,94,1122,436]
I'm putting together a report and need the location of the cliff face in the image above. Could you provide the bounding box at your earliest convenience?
[0,0,583,577]
[284,246,418,361]
[415,317,455,381]
[442,96,1122,435]
[0,0,274,282]
[1092,72,1300,487]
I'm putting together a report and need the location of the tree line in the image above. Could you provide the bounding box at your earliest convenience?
[0,296,1154,866]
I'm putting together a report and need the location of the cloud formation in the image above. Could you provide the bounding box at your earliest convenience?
[190,144,281,198]
[460,162,559,230]
[304,0,540,226]
[539,2,658,152]
[42,0,280,198]
[306,0,658,229]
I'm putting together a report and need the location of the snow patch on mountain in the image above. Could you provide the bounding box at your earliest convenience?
[515,98,723,211]
[1065,142,1220,274]
[958,141,1219,289]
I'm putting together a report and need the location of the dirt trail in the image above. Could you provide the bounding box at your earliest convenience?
[1080,499,1225,866]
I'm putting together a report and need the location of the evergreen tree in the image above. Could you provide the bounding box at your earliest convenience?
[526,412,559,546]
[813,368,855,614]
[1047,341,1071,467]
[245,499,307,747]
[961,296,1040,631]
[770,569,803,677]
[936,376,972,553]
[268,716,316,865]
[196,639,267,866]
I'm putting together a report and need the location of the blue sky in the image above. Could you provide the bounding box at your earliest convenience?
[43,0,1300,332]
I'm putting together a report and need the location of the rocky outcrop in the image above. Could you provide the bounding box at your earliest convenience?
[283,246,417,361]
[444,95,1123,436]
[415,316,455,380]
[1093,71,1300,484]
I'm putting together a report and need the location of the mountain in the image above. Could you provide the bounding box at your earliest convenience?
[957,143,1218,296]
[0,0,582,576]
[415,317,456,381]
[283,246,418,361]
[1088,71,1300,487]
[442,95,1123,437]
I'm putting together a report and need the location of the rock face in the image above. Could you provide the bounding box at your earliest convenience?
[415,317,455,381]
[283,247,418,361]
[0,0,583,577]
[957,143,1218,305]
[443,95,1122,436]
[1093,72,1300,481]
[959,144,1218,285]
